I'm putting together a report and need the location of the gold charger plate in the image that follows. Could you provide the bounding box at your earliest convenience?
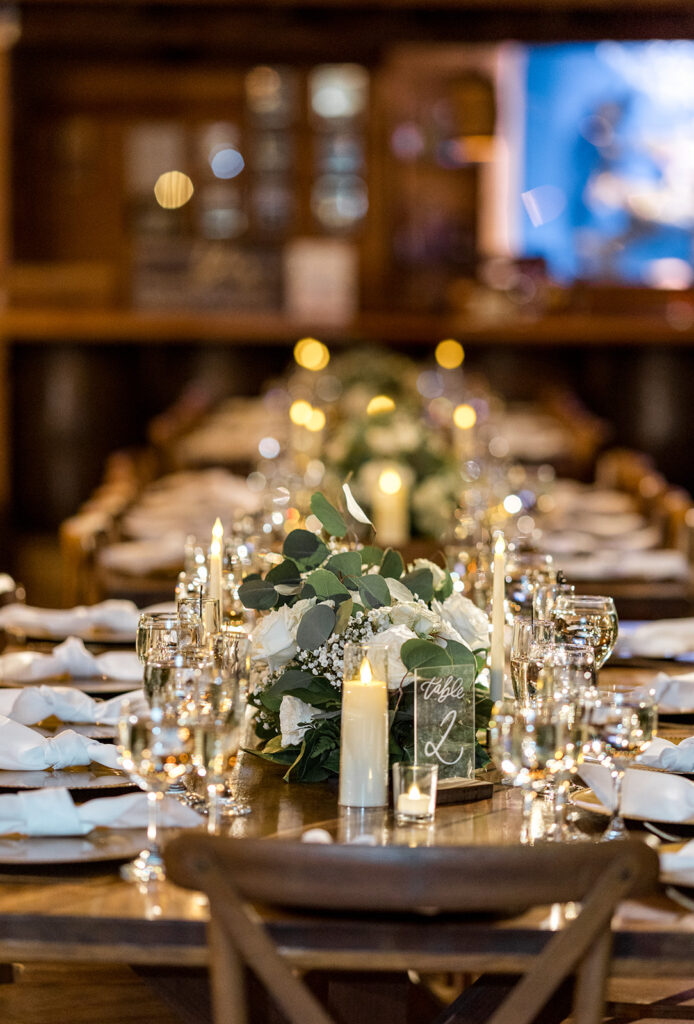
[571,786,694,825]
[0,764,135,792]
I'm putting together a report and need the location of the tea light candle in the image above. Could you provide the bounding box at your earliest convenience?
[372,467,409,547]
[490,530,506,701]
[209,518,224,615]
[339,655,388,808]
[396,783,430,817]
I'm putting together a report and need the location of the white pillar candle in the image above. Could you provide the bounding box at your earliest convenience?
[209,518,224,617]
[490,530,506,701]
[339,655,389,808]
[372,467,409,548]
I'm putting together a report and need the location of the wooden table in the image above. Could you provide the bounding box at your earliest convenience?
[1,662,694,998]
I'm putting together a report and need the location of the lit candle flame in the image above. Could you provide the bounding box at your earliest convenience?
[494,531,505,556]
[359,658,373,684]
[408,784,422,799]
[378,469,402,495]
[211,517,223,556]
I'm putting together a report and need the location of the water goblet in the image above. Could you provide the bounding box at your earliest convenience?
[136,611,202,664]
[581,689,657,841]
[510,618,554,703]
[116,704,195,882]
[505,548,556,619]
[551,594,618,671]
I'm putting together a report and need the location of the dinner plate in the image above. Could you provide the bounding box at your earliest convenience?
[3,625,135,645]
[0,765,135,792]
[0,828,165,865]
[571,786,694,825]
[0,677,141,696]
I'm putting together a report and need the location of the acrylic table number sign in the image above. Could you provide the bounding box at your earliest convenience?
[413,662,492,804]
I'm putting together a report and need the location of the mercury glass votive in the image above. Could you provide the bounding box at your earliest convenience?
[392,763,438,824]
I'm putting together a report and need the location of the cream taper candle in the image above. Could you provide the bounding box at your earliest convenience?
[490,530,506,701]
[209,518,224,617]
[339,643,389,808]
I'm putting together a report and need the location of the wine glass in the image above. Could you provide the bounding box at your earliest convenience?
[116,705,195,882]
[581,689,657,841]
[551,594,618,670]
[509,618,554,704]
[136,611,202,664]
[505,548,556,619]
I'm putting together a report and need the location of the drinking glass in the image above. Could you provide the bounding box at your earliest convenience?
[581,689,657,841]
[505,549,556,619]
[551,594,618,670]
[538,643,596,699]
[136,611,202,664]
[509,618,554,703]
[116,705,195,882]
[532,573,575,621]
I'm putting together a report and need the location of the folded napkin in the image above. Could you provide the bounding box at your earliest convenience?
[619,619,694,658]
[579,761,694,823]
[638,736,694,772]
[0,685,148,725]
[660,839,694,879]
[98,535,186,576]
[0,787,200,837]
[631,670,694,712]
[0,636,142,684]
[0,715,121,770]
[0,600,140,639]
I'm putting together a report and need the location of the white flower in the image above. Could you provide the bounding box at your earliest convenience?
[251,597,317,672]
[279,695,320,747]
[432,592,490,652]
[388,600,439,636]
[410,557,447,590]
[371,623,418,690]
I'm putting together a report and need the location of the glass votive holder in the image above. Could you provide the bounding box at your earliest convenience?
[392,763,438,825]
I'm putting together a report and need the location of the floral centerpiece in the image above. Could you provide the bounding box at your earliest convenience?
[239,490,492,782]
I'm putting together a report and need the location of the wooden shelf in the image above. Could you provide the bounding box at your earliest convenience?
[2,305,694,347]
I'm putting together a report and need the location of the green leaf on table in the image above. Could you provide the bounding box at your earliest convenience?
[360,545,383,567]
[325,551,362,578]
[356,573,391,609]
[283,529,329,569]
[310,492,348,538]
[297,603,336,650]
[238,577,278,611]
[304,568,350,600]
[401,568,433,602]
[379,548,405,579]
[400,638,452,670]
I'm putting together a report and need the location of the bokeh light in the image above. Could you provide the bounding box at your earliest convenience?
[366,394,395,416]
[154,171,194,209]
[378,469,402,495]
[435,339,464,369]
[453,403,477,430]
[289,399,313,425]
[294,337,330,371]
[305,408,326,432]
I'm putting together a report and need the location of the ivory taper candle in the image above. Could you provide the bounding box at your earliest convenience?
[209,518,224,618]
[490,530,506,701]
[339,643,389,808]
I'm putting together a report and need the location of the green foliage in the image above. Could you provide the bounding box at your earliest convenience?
[297,603,336,650]
[310,492,348,538]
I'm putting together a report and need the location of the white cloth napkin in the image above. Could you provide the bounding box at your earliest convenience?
[558,549,687,582]
[0,787,201,836]
[619,619,694,658]
[0,685,148,725]
[630,670,694,712]
[0,715,121,770]
[0,600,140,639]
[0,636,142,684]
[638,736,694,772]
[660,839,694,880]
[579,761,694,822]
[98,535,187,575]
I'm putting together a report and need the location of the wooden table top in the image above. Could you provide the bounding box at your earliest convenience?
[1,660,694,974]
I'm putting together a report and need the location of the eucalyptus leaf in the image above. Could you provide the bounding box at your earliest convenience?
[356,573,391,609]
[435,572,454,601]
[400,638,452,670]
[310,492,348,538]
[443,639,476,667]
[238,577,279,611]
[385,577,416,603]
[379,548,405,579]
[342,482,373,525]
[359,545,383,567]
[334,597,354,634]
[304,568,350,599]
[297,603,336,650]
[325,551,362,578]
[401,567,434,602]
[283,529,329,569]
[267,558,301,587]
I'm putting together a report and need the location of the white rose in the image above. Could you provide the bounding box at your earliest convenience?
[371,623,418,690]
[410,558,447,590]
[279,695,320,747]
[389,600,439,637]
[432,592,490,652]
[251,597,318,672]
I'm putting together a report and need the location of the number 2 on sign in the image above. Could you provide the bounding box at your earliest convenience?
[423,709,464,766]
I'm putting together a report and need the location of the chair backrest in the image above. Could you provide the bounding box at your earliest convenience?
[165,835,658,1024]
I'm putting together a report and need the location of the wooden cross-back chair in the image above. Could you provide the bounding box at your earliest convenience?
[164,835,658,1024]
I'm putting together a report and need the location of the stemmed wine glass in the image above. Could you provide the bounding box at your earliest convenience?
[551,594,618,671]
[581,689,657,841]
[116,704,195,882]
[136,611,202,664]
[509,618,554,704]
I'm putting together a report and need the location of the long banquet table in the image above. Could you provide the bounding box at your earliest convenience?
[2,661,694,991]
